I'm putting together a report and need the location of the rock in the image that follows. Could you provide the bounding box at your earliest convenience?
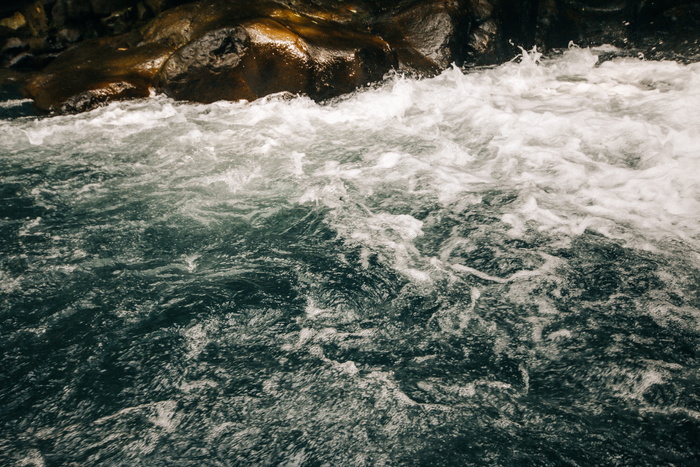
[363,0,538,70]
[1,36,55,70]
[100,6,137,35]
[50,0,93,30]
[0,12,27,31]
[11,0,700,113]
[90,0,137,17]
[136,1,227,50]
[376,0,471,73]
[21,0,48,38]
[143,0,168,15]
[535,0,631,49]
[1,37,27,54]
[7,52,36,69]
[23,35,172,112]
[156,10,396,102]
[136,2,150,21]
[160,23,308,102]
[22,0,401,111]
[56,28,82,43]
[534,0,700,62]
[632,1,700,62]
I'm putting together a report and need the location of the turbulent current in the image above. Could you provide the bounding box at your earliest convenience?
[1,47,699,466]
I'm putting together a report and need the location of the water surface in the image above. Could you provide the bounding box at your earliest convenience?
[1,47,699,465]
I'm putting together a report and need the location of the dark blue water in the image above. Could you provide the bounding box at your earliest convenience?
[1,48,699,465]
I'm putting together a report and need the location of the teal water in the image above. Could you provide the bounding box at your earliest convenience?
[1,47,699,465]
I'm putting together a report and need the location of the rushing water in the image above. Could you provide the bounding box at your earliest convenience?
[1,46,699,466]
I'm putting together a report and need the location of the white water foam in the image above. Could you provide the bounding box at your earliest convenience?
[2,46,699,466]
[2,46,699,282]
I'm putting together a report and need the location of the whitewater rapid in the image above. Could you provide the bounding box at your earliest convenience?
[1,46,699,465]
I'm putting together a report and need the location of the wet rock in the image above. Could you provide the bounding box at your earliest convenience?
[136,0,231,50]
[0,67,30,100]
[21,0,48,38]
[2,37,27,54]
[56,28,81,44]
[9,0,700,113]
[50,0,93,29]
[376,0,471,73]
[154,10,396,102]
[155,26,263,103]
[6,51,39,69]
[90,0,136,17]
[535,0,700,60]
[143,0,168,15]
[536,0,632,48]
[0,12,27,31]
[22,0,401,111]
[1,35,57,70]
[633,1,700,62]
[23,35,171,112]
[100,6,138,35]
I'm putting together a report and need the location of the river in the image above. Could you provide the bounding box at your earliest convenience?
[1,46,699,465]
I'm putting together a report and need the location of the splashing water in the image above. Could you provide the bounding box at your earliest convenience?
[1,47,699,465]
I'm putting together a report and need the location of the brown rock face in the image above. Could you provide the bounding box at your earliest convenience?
[23,35,171,113]
[156,15,395,103]
[0,0,536,112]
[377,0,471,73]
[19,0,426,113]
[11,0,699,113]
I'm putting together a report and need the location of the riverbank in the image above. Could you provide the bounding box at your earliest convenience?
[1,0,699,113]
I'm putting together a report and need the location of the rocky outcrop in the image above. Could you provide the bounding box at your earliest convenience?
[155,9,396,103]
[1,0,699,113]
[1,0,166,71]
[18,0,459,112]
[536,0,700,60]
[23,35,171,112]
[374,0,472,73]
